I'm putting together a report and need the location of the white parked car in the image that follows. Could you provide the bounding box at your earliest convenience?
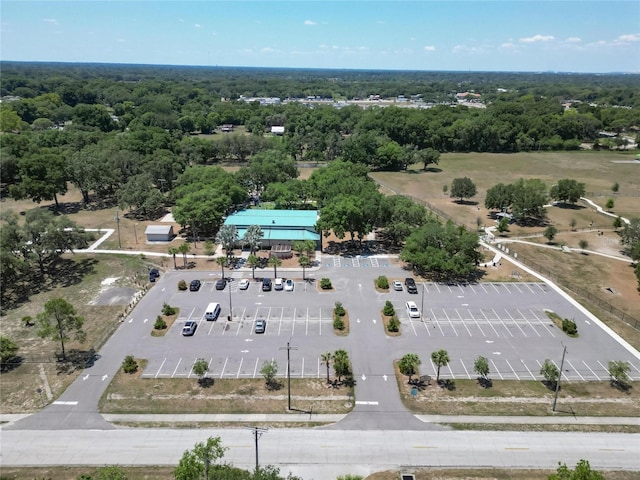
[238,279,250,290]
[284,279,294,291]
[393,280,403,291]
[406,301,420,319]
[274,278,284,291]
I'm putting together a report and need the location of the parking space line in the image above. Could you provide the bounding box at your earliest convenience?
[460,359,471,379]
[480,309,501,337]
[409,318,418,336]
[528,309,556,337]
[253,358,259,378]
[522,283,536,294]
[581,360,600,380]
[490,283,501,293]
[433,283,441,294]
[520,360,536,380]
[468,284,477,294]
[628,362,640,374]
[534,283,547,293]
[502,284,512,294]
[596,360,609,375]
[551,359,569,381]
[442,309,458,336]
[493,309,514,337]
[467,309,486,337]
[504,309,527,337]
[430,309,445,335]
[517,309,542,337]
[236,358,244,378]
[505,359,519,380]
[300,357,305,378]
[155,358,167,378]
[172,358,183,378]
[512,284,524,294]
[447,363,455,379]
[454,309,472,336]
[219,358,228,379]
[567,360,585,381]
[491,359,504,380]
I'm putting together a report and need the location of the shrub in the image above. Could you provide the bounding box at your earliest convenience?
[320,278,332,289]
[383,300,395,316]
[21,316,34,327]
[333,317,345,330]
[376,275,389,289]
[162,302,177,316]
[178,279,188,291]
[562,318,578,335]
[387,315,400,332]
[334,301,346,317]
[154,316,167,330]
[122,355,138,374]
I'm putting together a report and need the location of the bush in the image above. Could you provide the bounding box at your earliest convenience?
[334,301,346,317]
[562,318,577,335]
[178,279,188,291]
[376,275,389,289]
[320,278,332,289]
[21,316,34,327]
[333,317,345,330]
[383,300,395,316]
[122,355,138,374]
[154,315,167,330]
[162,302,177,316]
[387,315,400,332]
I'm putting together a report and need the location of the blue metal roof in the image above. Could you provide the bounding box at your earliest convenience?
[237,228,320,242]
[224,209,318,228]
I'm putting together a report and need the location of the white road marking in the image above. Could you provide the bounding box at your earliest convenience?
[53,401,78,405]
[361,374,367,381]
[355,401,379,405]
[102,375,108,381]
[383,375,388,381]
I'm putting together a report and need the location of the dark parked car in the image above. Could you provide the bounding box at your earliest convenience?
[189,280,201,291]
[149,268,160,282]
[181,320,197,336]
[215,278,226,290]
[405,277,418,293]
[261,278,272,291]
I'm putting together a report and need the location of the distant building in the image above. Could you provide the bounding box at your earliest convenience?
[221,124,234,133]
[271,126,285,135]
[145,225,175,242]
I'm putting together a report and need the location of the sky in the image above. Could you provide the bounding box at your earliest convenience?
[1,1,639,73]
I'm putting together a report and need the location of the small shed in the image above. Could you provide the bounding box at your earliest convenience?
[271,126,285,135]
[145,225,174,242]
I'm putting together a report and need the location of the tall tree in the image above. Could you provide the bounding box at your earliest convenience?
[298,255,310,280]
[0,336,19,370]
[174,436,228,480]
[320,351,333,384]
[10,151,68,209]
[216,256,228,279]
[398,353,421,384]
[620,218,640,261]
[37,298,86,360]
[431,349,450,383]
[549,178,586,205]
[333,349,350,383]
[215,224,238,259]
[450,177,477,202]
[268,255,282,278]
[473,356,490,381]
[192,358,209,387]
[246,254,259,279]
[243,225,263,254]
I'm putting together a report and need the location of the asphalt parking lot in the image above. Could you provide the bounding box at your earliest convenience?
[126,262,640,387]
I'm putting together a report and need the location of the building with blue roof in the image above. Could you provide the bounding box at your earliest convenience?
[223,209,320,256]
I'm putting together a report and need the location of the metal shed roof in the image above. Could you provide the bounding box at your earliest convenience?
[224,210,318,229]
[145,225,173,235]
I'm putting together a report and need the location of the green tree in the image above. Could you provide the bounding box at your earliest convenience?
[549,179,585,205]
[378,195,427,246]
[215,224,238,259]
[473,356,490,381]
[0,106,23,132]
[578,239,589,252]
[10,151,68,209]
[178,242,191,268]
[247,254,260,279]
[496,216,510,234]
[611,181,619,193]
[216,256,228,280]
[320,351,333,384]
[242,224,263,254]
[511,178,548,223]
[203,240,215,258]
[570,218,577,231]
[174,436,228,480]
[418,147,440,170]
[608,360,630,389]
[398,353,421,384]
[431,349,450,383]
[620,218,640,261]
[333,349,350,383]
[543,225,558,243]
[605,198,615,210]
[95,466,128,480]
[548,459,604,480]
[484,183,513,212]
[117,174,164,219]
[613,216,623,230]
[121,355,138,374]
[268,255,282,278]
[540,359,559,387]
[168,247,179,269]
[298,255,310,280]
[261,360,278,389]
[236,149,298,194]
[37,298,86,360]
[450,177,477,202]
[192,358,209,386]
[0,336,19,370]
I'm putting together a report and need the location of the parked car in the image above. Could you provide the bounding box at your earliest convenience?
[149,268,160,282]
[215,278,226,290]
[261,278,272,291]
[182,320,197,336]
[255,319,266,334]
[406,301,420,318]
[405,277,418,293]
[284,279,294,291]
[393,280,403,291]
[274,278,284,291]
[189,280,201,291]
[238,279,250,290]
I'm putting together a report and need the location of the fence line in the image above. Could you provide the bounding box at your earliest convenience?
[372,177,640,332]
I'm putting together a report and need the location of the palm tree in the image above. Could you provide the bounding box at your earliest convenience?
[243,225,263,254]
[215,224,238,260]
[399,353,421,384]
[320,352,333,384]
[298,255,310,280]
[177,242,191,268]
[333,349,350,383]
[168,247,179,269]
[216,256,227,279]
[431,349,450,384]
[246,254,259,279]
[268,255,282,278]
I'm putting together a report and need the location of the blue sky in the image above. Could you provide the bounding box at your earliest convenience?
[1,1,639,72]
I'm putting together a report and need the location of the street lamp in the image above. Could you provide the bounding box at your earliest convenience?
[420,282,425,322]
[228,278,233,321]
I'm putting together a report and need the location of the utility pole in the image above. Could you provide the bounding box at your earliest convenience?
[279,341,297,410]
[246,426,267,471]
[114,210,122,249]
[552,344,567,412]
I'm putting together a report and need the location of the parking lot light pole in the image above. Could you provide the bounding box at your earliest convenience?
[552,344,567,412]
[421,283,425,322]
[228,280,233,321]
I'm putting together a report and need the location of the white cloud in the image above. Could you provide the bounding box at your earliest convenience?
[520,34,554,43]
[423,45,436,52]
[452,44,483,55]
[43,18,58,25]
[565,37,581,43]
[194,24,202,28]
[617,33,640,43]
[304,20,316,25]
[500,42,516,49]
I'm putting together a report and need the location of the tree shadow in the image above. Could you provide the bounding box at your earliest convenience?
[542,380,558,391]
[0,355,24,373]
[409,375,431,391]
[56,348,99,374]
[438,379,456,391]
[266,379,284,391]
[477,377,493,389]
[453,199,479,206]
[198,377,215,388]
[555,203,585,210]
[610,380,632,393]
[423,167,442,173]
[49,257,98,288]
